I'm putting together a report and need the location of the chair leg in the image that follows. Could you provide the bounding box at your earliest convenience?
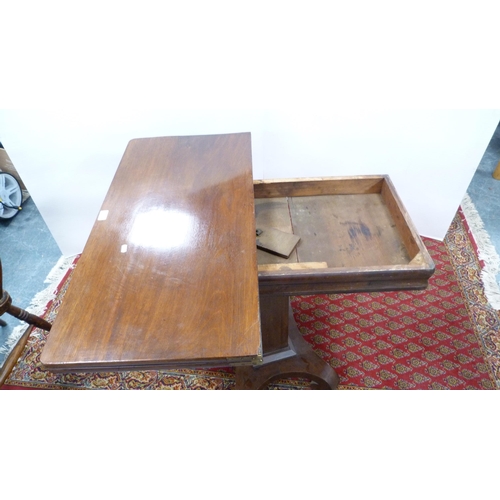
[6,303,52,331]
[1,259,52,331]
[493,160,500,180]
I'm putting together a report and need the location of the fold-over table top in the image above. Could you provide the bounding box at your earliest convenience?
[41,133,262,371]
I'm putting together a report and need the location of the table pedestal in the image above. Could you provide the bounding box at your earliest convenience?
[235,295,340,390]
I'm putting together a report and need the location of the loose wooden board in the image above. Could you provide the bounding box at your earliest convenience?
[256,226,301,258]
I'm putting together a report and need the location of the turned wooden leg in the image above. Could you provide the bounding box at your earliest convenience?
[493,160,500,180]
[1,291,52,332]
[235,295,339,390]
[1,259,52,332]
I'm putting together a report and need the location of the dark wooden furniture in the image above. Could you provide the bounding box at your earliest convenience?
[235,176,435,388]
[40,134,434,389]
[41,134,262,371]
[254,176,434,295]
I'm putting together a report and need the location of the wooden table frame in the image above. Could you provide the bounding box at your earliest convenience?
[38,135,434,390]
[236,176,435,389]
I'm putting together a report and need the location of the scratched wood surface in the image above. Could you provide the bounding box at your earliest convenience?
[255,176,435,296]
[41,133,262,372]
[289,193,410,267]
[255,198,299,265]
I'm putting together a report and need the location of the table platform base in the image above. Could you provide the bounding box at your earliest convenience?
[235,300,339,390]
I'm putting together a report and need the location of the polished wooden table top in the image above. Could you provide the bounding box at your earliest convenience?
[41,133,262,371]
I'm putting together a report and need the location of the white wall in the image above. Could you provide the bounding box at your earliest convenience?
[1,2,499,256]
[1,109,498,256]
[0,110,267,255]
[264,109,500,241]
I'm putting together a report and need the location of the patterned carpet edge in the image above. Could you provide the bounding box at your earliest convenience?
[3,209,500,389]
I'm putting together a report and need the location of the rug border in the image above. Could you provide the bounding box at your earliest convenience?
[0,255,79,384]
[461,194,500,310]
[0,255,78,361]
[4,212,500,390]
[448,209,500,388]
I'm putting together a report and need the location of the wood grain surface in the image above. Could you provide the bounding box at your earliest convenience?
[41,133,262,371]
[255,198,299,265]
[255,176,435,296]
[289,193,410,267]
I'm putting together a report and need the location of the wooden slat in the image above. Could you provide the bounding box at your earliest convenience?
[256,226,300,258]
[380,177,430,263]
[258,262,434,296]
[255,198,299,265]
[41,133,262,371]
[258,262,328,272]
[254,176,385,198]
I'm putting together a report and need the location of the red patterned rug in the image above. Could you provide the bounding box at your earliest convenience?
[2,210,500,389]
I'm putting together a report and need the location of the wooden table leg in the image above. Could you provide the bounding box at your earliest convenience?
[235,295,340,390]
[493,160,500,180]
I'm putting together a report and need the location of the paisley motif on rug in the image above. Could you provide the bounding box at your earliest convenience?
[4,210,500,390]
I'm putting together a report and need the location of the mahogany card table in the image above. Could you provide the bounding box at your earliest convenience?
[41,133,434,389]
[41,134,262,372]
